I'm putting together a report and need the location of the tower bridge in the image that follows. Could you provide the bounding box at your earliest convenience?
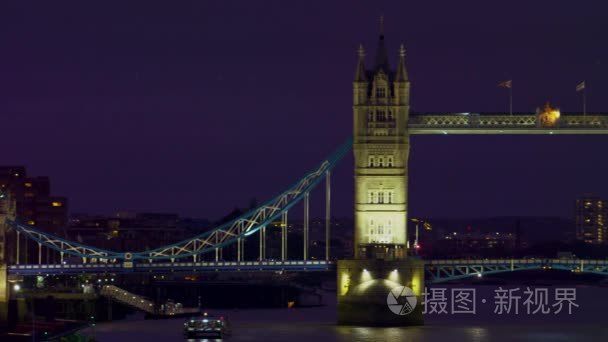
[2,22,608,327]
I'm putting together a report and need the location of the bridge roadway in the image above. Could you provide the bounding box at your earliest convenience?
[8,258,608,283]
[408,112,608,135]
[7,260,334,275]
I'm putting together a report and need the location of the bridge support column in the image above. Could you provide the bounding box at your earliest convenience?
[325,171,331,261]
[241,238,245,261]
[281,211,288,261]
[303,192,309,260]
[214,234,219,262]
[38,243,41,265]
[193,241,197,262]
[337,259,425,326]
[259,226,266,261]
[237,238,242,262]
[15,232,19,265]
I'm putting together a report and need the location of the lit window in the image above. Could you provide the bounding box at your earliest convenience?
[373,129,388,136]
[27,220,35,225]
[376,87,386,98]
[376,110,386,122]
[24,182,32,188]
[51,201,63,207]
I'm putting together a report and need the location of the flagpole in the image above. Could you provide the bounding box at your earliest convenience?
[583,87,587,116]
[509,86,513,116]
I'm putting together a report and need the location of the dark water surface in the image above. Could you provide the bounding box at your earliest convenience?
[81,286,608,341]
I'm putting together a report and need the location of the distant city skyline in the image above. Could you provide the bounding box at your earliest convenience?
[2,2,608,220]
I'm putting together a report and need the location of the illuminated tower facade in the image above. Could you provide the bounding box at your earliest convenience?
[353,24,410,260]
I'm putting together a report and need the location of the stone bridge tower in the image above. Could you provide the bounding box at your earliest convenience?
[353,20,410,260]
[338,19,424,327]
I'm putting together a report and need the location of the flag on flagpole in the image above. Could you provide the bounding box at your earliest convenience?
[576,81,586,92]
[498,80,512,89]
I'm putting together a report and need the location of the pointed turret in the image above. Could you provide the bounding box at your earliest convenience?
[354,44,367,82]
[395,43,408,81]
[374,16,389,72]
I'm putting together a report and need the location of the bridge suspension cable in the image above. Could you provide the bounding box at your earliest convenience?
[6,137,352,262]
[138,137,350,261]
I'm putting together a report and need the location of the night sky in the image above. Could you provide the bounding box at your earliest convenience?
[1,1,608,220]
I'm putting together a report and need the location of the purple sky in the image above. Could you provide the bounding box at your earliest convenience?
[1,1,608,220]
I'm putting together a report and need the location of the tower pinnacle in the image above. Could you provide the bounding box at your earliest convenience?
[396,43,408,81]
[354,44,367,82]
[358,43,366,57]
[374,17,389,72]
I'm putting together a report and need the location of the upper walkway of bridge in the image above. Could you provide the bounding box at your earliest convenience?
[408,112,608,134]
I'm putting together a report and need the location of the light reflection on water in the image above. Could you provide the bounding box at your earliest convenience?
[465,326,488,342]
[335,326,425,342]
[83,306,608,342]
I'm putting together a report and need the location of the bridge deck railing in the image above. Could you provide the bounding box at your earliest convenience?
[408,114,608,129]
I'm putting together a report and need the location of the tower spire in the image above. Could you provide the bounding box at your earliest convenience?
[395,43,408,81]
[354,44,367,82]
[374,16,389,72]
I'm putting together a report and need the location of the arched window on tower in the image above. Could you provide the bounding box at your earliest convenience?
[378,192,384,204]
[378,157,384,167]
[368,191,374,204]
[387,191,393,204]
[368,156,375,167]
[387,156,394,167]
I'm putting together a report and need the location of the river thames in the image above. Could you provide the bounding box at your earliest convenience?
[80,285,608,341]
